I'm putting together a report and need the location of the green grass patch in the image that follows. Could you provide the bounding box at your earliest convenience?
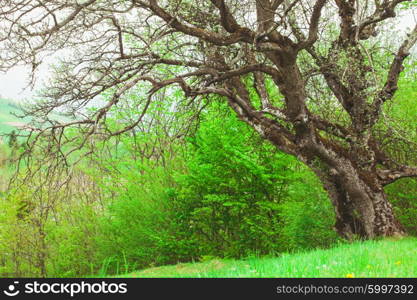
[113,237,417,278]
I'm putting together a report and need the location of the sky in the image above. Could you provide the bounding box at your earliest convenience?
[0,7,415,102]
[0,65,35,101]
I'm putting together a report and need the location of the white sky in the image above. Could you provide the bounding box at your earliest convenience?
[0,65,34,101]
[0,7,415,102]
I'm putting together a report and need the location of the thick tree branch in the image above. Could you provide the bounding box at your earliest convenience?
[296,0,328,51]
[372,23,417,119]
[378,166,417,185]
[358,0,410,33]
[142,0,255,46]
[209,0,241,33]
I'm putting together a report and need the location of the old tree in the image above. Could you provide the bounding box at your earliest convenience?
[1,0,416,239]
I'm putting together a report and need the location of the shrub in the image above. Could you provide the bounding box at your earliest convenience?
[386,178,417,236]
[174,106,337,257]
[278,171,340,251]
[95,163,199,274]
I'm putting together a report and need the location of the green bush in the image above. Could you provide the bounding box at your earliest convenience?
[46,204,101,277]
[386,178,417,236]
[278,171,340,251]
[174,105,338,257]
[93,104,342,273]
[174,111,288,257]
[0,171,104,277]
[95,163,199,274]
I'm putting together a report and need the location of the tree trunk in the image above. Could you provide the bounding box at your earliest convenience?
[314,161,405,240]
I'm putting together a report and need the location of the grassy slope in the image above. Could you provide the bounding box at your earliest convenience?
[114,238,417,278]
[0,98,70,137]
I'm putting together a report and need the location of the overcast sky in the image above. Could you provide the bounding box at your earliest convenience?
[0,8,415,102]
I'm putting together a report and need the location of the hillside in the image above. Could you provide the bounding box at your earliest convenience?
[0,98,28,136]
[0,98,68,139]
[111,238,417,278]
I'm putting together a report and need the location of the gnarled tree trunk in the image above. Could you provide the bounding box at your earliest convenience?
[315,162,404,239]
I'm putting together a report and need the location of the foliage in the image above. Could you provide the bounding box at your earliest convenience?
[386,178,417,236]
[382,70,417,235]
[0,168,103,277]
[174,104,326,257]
[1,83,416,277]
[278,172,340,251]
[90,102,340,273]
[0,67,415,277]
[94,162,199,273]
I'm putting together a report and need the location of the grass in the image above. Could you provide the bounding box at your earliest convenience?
[113,237,417,278]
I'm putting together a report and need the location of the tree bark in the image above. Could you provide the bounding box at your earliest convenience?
[311,159,405,240]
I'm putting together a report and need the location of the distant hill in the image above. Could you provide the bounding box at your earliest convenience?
[0,98,73,144]
[0,99,29,134]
